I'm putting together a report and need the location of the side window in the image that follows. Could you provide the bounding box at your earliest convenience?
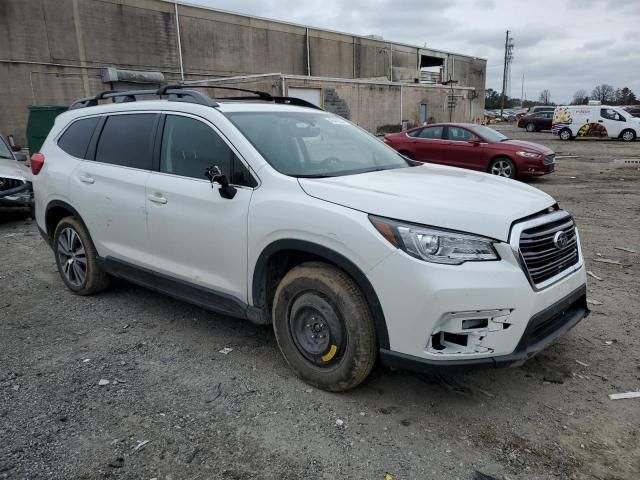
[447,126,475,141]
[58,117,100,159]
[419,126,443,139]
[601,108,625,122]
[161,115,254,186]
[406,129,422,138]
[95,114,157,169]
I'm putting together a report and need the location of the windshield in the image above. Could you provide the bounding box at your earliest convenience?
[226,111,410,177]
[469,125,509,142]
[0,137,12,159]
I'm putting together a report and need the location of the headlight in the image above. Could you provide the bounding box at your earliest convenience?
[370,216,499,265]
[516,151,541,158]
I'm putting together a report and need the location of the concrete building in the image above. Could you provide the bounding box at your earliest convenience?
[0,0,487,145]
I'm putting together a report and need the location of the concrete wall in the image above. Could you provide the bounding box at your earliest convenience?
[0,0,486,144]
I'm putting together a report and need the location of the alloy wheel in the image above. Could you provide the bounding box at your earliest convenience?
[491,159,513,178]
[56,227,87,287]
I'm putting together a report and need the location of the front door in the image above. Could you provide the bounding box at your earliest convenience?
[599,108,626,138]
[443,125,487,170]
[145,113,255,307]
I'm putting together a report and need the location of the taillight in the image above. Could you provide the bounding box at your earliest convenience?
[31,153,45,175]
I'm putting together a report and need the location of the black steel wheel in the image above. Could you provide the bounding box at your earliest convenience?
[272,262,377,392]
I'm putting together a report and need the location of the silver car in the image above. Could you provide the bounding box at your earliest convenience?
[0,134,33,216]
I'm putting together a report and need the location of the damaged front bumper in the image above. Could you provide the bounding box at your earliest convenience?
[379,285,588,371]
[0,180,33,209]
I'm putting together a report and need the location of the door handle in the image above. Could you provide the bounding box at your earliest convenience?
[78,174,95,184]
[148,193,167,205]
[598,120,604,123]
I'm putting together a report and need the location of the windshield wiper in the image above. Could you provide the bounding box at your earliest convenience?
[293,173,332,178]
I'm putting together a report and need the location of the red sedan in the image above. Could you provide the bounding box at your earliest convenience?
[384,123,556,179]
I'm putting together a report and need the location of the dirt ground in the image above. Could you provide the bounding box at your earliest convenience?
[1,125,639,480]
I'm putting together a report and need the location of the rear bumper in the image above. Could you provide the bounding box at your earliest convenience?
[379,284,588,371]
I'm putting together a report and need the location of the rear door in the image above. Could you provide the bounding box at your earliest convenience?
[540,112,553,130]
[413,125,446,163]
[72,113,158,267]
[145,113,255,307]
[442,125,487,170]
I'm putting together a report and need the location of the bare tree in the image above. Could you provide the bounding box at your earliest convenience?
[571,89,588,105]
[591,84,615,104]
[538,90,551,104]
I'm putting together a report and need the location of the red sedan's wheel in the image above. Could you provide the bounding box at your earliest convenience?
[489,157,516,179]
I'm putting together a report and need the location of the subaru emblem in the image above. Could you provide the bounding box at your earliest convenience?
[553,231,568,249]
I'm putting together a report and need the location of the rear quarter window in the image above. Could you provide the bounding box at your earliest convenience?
[95,114,158,169]
[57,117,100,159]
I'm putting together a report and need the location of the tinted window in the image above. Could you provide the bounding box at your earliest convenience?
[161,115,254,186]
[407,129,422,138]
[58,117,100,159]
[419,126,443,139]
[95,114,157,169]
[447,126,475,141]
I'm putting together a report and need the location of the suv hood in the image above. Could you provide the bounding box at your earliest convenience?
[298,164,555,241]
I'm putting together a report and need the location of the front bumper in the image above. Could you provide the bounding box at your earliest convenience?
[367,242,588,367]
[0,181,33,209]
[380,284,588,370]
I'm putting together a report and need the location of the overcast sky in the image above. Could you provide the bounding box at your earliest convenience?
[177,0,640,103]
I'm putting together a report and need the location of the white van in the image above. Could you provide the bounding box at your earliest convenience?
[552,104,639,141]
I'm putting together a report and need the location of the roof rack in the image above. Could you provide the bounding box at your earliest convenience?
[69,85,323,111]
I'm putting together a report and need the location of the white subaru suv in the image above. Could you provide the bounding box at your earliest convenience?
[32,86,588,391]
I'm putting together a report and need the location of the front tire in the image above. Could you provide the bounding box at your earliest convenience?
[272,262,377,392]
[559,128,572,141]
[525,123,537,132]
[621,129,636,142]
[53,216,110,295]
[489,157,517,179]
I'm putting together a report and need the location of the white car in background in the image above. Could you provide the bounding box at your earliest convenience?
[0,134,33,215]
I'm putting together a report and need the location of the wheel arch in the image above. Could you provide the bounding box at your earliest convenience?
[251,239,390,350]
[619,127,637,140]
[44,200,86,246]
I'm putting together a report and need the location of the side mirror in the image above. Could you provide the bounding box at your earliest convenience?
[11,145,22,152]
[467,137,481,145]
[205,165,237,199]
[14,152,28,162]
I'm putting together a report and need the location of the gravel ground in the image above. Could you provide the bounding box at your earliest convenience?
[1,125,639,480]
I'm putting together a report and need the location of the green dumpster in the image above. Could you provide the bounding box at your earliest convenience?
[26,105,68,153]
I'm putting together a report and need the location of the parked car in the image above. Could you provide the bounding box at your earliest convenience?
[0,134,33,215]
[528,106,555,114]
[384,123,556,179]
[518,111,554,132]
[32,87,588,391]
[552,105,640,141]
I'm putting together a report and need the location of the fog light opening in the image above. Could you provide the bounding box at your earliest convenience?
[462,318,489,330]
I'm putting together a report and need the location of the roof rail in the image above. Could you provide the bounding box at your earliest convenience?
[69,86,218,110]
[69,84,323,111]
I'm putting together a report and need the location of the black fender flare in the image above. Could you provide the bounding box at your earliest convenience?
[43,200,88,244]
[252,239,390,350]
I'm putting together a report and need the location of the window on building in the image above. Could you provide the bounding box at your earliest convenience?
[95,114,157,169]
[58,117,100,159]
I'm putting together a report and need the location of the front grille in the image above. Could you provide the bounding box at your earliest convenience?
[518,215,580,287]
[543,154,555,165]
[0,177,25,191]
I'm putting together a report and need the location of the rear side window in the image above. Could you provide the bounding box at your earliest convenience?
[407,129,422,138]
[58,117,100,159]
[95,114,157,169]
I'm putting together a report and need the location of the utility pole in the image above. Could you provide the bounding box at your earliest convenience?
[521,73,525,108]
[500,30,514,116]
